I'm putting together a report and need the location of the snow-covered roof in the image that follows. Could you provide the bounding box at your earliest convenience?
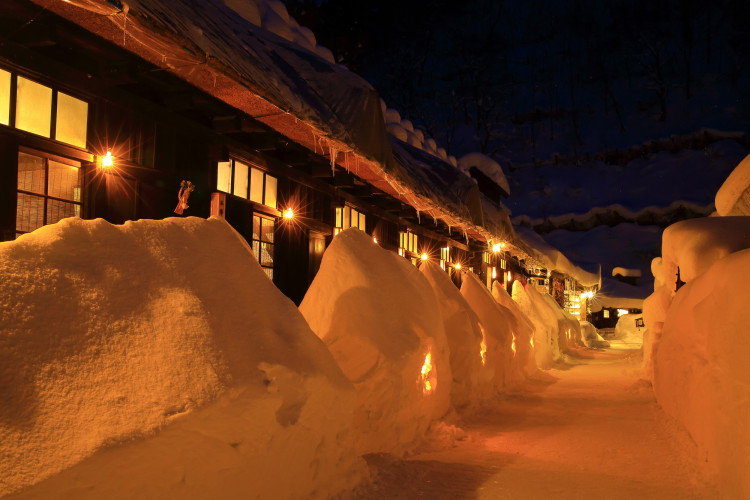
[390,138,483,228]
[514,227,601,287]
[612,267,642,278]
[716,154,750,216]
[659,216,750,285]
[458,153,510,196]
[589,278,649,312]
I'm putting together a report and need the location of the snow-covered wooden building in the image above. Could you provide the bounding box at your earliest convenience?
[0,0,596,303]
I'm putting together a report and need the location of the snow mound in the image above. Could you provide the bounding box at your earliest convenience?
[580,321,610,348]
[511,282,557,369]
[460,273,516,391]
[614,313,645,344]
[419,262,492,409]
[0,217,364,498]
[653,248,750,498]
[491,283,538,379]
[299,229,451,455]
[661,216,750,285]
[458,153,510,196]
[716,154,750,216]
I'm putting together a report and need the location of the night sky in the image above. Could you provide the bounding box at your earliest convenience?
[287,0,750,165]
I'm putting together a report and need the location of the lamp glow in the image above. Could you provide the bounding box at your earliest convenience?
[492,243,501,253]
[421,252,428,261]
[283,207,294,220]
[455,262,462,270]
[100,151,113,168]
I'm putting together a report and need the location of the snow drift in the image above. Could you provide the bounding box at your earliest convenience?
[0,217,364,499]
[419,261,493,409]
[460,273,517,391]
[491,283,538,380]
[652,249,750,498]
[299,229,451,455]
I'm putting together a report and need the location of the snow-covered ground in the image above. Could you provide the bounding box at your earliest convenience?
[353,350,717,499]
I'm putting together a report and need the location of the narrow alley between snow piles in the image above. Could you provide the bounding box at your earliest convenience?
[354,345,718,500]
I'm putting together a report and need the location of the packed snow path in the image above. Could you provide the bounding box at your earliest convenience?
[355,347,718,499]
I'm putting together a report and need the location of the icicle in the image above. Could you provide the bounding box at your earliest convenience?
[328,141,339,176]
[121,2,130,45]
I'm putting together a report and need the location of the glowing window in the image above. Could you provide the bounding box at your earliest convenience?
[16,151,81,237]
[251,214,275,279]
[16,76,52,138]
[55,92,88,148]
[233,161,249,198]
[335,206,366,232]
[216,161,232,193]
[264,175,277,209]
[603,310,610,318]
[250,167,264,203]
[0,68,10,126]
[440,247,450,261]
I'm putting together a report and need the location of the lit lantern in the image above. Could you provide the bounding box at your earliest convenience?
[419,351,435,394]
[100,151,113,169]
[506,271,512,282]
[283,207,294,220]
[511,333,517,355]
[530,336,535,348]
[454,262,462,270]
[492,243,501,253]
[420,252,429,262]
[491,267,497,279]
[373,237,378,244]
[478,323,487,366]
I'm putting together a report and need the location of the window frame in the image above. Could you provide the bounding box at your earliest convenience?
[251,213,275,280]
[217,158,277,209]
[15,146,83,237]
[0,68,90,150]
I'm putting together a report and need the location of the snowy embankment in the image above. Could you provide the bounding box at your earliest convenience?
[419,261,493,409]
[0,217,364,499]
[299,229,452,456]
[644,155,750,498]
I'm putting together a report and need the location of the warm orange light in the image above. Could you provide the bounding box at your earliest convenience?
[511,332,517,355]
[478,323,487,366]
[334,227,342,236]
[440,260,445,270]
[455,262,462,270]
[530,336,535,348]
[506,271,512,282]
[100,151,113,168]
[420,351,434,394]
[373,237,378,244]
[420,252,428,262]
[283,207,294,219]
[398,248,404,257]
[491,267,497,279]
[618,309,629,316]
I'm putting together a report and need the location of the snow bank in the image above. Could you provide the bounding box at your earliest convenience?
[299,229,451,455]
[653,248,750,498]
[458,152,510,196]
[0,217,364,499]
[613,313,644,344]
[491,283,538,379]
[419,262,493,409]
[661,216,750,285]
[580,321,609,348]
[716,154,750,216]
[460,273,515,391]
[511,282,558,369]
